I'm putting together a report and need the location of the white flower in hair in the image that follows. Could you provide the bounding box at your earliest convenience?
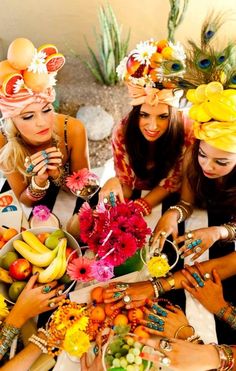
[116,56,128,80]
[13,78,25,94]
[27,49,47,74]
[169,41,186,62]
[132,40,156,65]
[129,75,155,87]
[48,72,57,87]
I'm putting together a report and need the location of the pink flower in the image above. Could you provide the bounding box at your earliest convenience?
[91,260,114,281]
[32,205,50,221]
[67,257,94,282]
[66,169,98,192]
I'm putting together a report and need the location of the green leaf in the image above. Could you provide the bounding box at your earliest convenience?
[83,60,105,84]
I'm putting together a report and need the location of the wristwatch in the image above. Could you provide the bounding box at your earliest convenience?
[166,274,175,290]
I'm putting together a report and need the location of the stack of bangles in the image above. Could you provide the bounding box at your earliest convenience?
[0,322,20,357]
[134,198,152,216]
[222,223,236,241]
[216,303,236,330]
[26,176,50,201]
[168,200,193,224]
[211,343,234,371]
[28,328,48,354]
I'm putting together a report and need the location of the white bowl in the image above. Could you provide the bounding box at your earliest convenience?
[0,227,81,305]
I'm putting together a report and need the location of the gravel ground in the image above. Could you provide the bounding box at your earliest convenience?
[57,56,130,168]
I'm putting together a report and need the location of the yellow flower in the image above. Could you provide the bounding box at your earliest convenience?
[147,256,170,278]
[0,294,9,319]
[63,329,90,357]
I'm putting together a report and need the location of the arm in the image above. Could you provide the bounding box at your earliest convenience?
[66,116,89,172]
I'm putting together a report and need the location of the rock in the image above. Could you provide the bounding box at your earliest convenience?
[76,105,114,141]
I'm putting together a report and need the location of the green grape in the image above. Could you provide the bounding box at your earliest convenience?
[126,337,134,346]
[126,365,135,371]
[115,352,122,359]
[126,353,135,363]
[112,358,121,367]
[120,347,129,356]
[135,356,142,365]
[105,354,114,365]
[132,348,140,356]
[134,341,142,349]
[120,358,128,368]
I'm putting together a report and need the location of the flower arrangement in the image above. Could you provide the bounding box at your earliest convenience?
[32,205,50,221]
[67,200,151,283]
[66,168,99,199]
[47,299,91,358]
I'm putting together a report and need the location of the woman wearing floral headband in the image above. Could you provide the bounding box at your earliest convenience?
[0,38,89,207]
[99,39,194,215]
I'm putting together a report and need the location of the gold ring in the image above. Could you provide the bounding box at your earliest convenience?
[123,295,132,304]
[159,355,171,367]
[186,231,193,239]
[48,301,56,308]
[160,231,167,237]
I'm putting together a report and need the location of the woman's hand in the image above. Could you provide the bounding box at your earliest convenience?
[6,274,66,328]
[139,302,193,339]
[151,210,179,250]
[103,281,154,309]
[24,147,63,184]
[99,177,124,203]
[181,263,228,314]
[139,337,220,371]
[176,226,223,260]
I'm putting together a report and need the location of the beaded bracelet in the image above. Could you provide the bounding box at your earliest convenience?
[28,334,48,354]
[216,304,231,320]
[149,279,159,298]
[37,327,49,337]
[31,176,50,191]
[0,323,20,356]
[26,187,46,201]
[169,205,184,223]
[134,198,152,216]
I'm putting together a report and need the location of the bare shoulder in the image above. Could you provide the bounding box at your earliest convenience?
[56,113,86,136]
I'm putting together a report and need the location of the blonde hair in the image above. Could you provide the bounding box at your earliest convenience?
[0,117,60,181]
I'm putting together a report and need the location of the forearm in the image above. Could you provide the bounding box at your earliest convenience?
[143,186,170,208]
[0,343,42,371]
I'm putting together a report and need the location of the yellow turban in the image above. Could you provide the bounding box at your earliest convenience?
[193,120,236,153]
[187,82,236,153]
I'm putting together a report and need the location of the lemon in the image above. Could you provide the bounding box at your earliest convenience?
[196,103,211,122]
[195,84,207,102]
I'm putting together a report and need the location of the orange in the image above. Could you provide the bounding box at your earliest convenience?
[23,70,49,93]
[133,326,150,339]
[90,306,106,322]
[128,308,144,322]
[113,313,129,326]
[91,286,104,304]
[37,233,50,244]
[104,303,118,316]
[2,228,18,242]
[7,38,35,70]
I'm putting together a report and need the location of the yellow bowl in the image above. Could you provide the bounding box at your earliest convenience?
[0,227,81,305]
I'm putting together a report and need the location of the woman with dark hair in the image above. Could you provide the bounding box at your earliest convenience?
[99,38,193,215]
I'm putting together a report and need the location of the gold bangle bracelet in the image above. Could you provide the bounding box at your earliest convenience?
[174,324,195,339]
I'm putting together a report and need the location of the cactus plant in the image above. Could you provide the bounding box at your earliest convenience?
[84,3,130,85]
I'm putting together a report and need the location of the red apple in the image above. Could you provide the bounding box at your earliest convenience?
[9,258,32,280]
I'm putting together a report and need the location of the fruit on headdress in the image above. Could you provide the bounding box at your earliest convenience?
[37,44,58,57]
[23,70,49,93]
[7,38,35,70]
[0,60,20,85]
[2,73,23,96]
[45,53,65,73]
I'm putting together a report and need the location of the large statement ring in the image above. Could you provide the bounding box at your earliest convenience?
[159,355,171,367]
[160,231,167,237]
[185,231,193,239]
[192,272,204,287]
[123,295,132,304]
[159,337,173,352]
[109,191,116,207]
[194,246,202,254]
[113,292,122,298]
[41,150,48,159]
[24,156,31,166]
[48,301,56,308]
[42,285,51,294]
[203,272,211,281]
[26,163,35,173]
[116,283,129,290]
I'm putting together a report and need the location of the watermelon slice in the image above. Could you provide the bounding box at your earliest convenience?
[45,53,65,73]
[37,43,58,57]
[2,73,23,96]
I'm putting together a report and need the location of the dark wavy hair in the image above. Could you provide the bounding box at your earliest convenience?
[124,105,184,188]
[187,140,236,218]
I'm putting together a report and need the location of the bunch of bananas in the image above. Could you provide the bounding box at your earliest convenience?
[13,231,68,284]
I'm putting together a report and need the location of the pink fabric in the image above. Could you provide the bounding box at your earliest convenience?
[127,82,182,108]
[112,112,194,193]
[0,87,56,118]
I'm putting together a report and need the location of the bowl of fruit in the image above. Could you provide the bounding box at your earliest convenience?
[102,332,152,371]
[0,227,81,305]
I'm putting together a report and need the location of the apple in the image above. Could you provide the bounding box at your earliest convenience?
[9,258,32,280]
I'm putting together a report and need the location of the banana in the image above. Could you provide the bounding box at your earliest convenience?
[13,240,58,267]
[37,238,67,283]
[0,267,13,284]
[32,265,44,275]
[54,238,67,280]
[21,231,50,253]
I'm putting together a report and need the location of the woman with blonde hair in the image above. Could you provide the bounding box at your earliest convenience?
[0,38,89,208]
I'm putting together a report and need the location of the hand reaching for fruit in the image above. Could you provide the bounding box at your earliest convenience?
[6,274,66,329]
